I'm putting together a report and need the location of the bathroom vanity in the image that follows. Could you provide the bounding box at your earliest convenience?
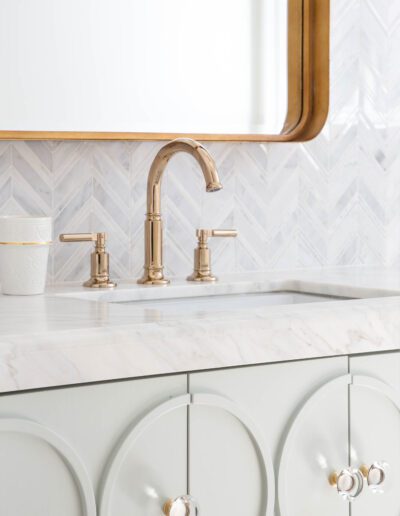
[0,267,399,516]
[0,0,398,513]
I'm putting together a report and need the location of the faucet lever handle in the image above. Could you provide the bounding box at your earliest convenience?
[188,228,237,283]
[59,232,106,249]
[196,229,238,245]
[59,232,116,289]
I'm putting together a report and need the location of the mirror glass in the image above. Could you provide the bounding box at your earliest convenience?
[0,0,290,135]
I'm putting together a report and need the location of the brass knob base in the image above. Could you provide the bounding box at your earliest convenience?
[83,278,117,289]
[138,278,170,285]
[187,272,217,282]
[328,472,339,486]
[137,266,170,285]
[162,499,173,515]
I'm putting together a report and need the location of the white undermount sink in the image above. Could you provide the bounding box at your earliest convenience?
[115,291,348,313]
[57,287,350,315]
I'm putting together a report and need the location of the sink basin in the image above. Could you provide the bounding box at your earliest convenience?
[112,291,347,315]
[56,282,351,317]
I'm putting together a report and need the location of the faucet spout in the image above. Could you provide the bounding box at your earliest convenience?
[138,138,223,285]
[146,138,222,215]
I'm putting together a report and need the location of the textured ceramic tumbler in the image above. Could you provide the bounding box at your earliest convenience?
[0,216,52,295]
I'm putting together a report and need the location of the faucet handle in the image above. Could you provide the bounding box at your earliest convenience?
[187,228,237,282]
[59,232,116,289]
[196,229,238,243]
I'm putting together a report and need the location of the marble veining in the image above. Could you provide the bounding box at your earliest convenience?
[0,267,399,393]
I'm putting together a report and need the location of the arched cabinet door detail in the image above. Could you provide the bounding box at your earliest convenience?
[0,418,96,516]
[350,374,400,516]
[99,393,275,516]
[278,375,351,516]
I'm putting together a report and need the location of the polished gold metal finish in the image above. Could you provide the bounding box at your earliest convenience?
[359,465,369,479]
[187,228,237,282]
[328,472,339,487]
[59,232,116,288]
[0,0,329,143]
[162,500,173,515]
[0,241,52,246]
[138,139,223,285]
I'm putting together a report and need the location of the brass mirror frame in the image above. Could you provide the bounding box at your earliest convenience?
[0,0,329,142]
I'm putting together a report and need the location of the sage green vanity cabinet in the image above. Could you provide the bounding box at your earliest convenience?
[0,352,398,516]
[0,375,187,516]
[188,352,400,516]
[189,357,349,516]
[349,352,400,516]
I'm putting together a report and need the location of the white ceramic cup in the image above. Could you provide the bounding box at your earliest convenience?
[0,216,52,295]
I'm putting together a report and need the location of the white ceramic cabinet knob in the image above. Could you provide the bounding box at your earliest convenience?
[329,468,364,502]
[162,495,199,516]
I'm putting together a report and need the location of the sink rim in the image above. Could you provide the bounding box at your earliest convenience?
[108,291,351,314]
[54,283,352,308]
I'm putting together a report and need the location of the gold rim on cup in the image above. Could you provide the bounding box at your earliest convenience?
[0,241,53,246]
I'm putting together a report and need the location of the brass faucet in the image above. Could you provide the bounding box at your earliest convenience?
[138,138,223,285]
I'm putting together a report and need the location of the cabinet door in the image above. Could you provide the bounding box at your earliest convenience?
[0,374,187,516]
[350,352,400,516]
[189,357,349,516]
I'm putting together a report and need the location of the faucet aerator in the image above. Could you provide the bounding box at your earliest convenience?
[206,182,223,193]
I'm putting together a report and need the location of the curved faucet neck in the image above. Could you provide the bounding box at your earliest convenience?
[146,138,222,215]
[138,138,222,285]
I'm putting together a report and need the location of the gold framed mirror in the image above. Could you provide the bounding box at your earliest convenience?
[0,0,329,141]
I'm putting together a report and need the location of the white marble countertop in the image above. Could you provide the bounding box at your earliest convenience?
[0,266,399,393]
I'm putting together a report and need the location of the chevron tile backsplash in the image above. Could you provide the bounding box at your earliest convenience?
[0,0,399,284]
